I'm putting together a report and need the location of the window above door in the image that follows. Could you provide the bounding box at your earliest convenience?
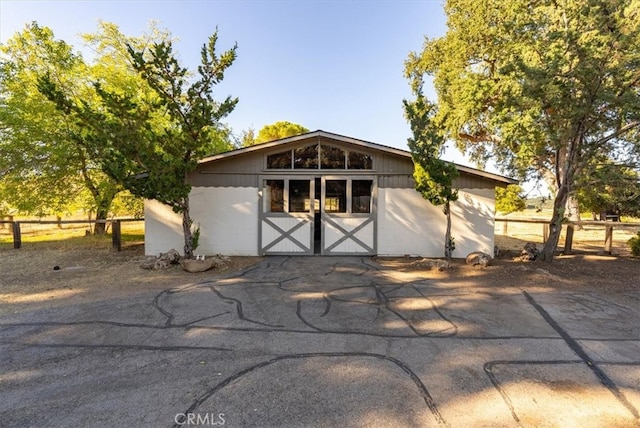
[266,144,373,170]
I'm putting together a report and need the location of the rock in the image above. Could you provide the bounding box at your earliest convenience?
[209,255,228,269]
[140,257,157,270]
[412,258,449,271]
[180,258,215,273]
[140,249,182,270]
[466,252,491,267]
[161,249,181,264]
[493,245,501,258]
[153,258,172,270]
[520,242,539,261]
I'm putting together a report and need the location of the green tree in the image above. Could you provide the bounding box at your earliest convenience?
[577,161,640,219]
[238,127,257,147]
[41,29,238,258]
[0,23,121,229]
[404,82,459,260]
[495,185,527,215]
[255,121,309,144]
[407,0,640,261]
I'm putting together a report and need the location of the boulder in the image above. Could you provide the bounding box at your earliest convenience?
[180,258,215,273]
[161,249,181,263]
[520,242,539,261]
[179,255,229,273]
[466,252,491,267]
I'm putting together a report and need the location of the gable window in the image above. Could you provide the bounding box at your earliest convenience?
[294,144,319,169]
[321,145,346,169]
[348,152,373,169]
[266,143,372,170]
[267,151,292,169]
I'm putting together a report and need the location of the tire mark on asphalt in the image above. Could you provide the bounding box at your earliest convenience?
[0,341,231,352]
[296,301,323,331]
[484,360,583,424]
[523,290,640,420]
[209,286,284,328]
[0,321,568,340]
[153,290,175,326]
[174,352,449,428]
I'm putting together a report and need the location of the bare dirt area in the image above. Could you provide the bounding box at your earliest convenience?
[4,241,637,314]
[0,244,262,314]
[376,252,640,293]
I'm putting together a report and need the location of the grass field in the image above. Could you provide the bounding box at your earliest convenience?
[496,209,640,256]
[0,218,144,250]
[1,210,639,256]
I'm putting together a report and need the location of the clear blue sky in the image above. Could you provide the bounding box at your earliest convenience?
[1,0,481,165]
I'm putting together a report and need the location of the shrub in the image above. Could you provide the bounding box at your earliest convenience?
[628,232,640,257]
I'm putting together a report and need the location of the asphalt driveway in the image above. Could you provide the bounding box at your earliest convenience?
[1,256,639,427]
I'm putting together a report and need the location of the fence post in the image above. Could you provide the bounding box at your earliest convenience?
[502,221,508,235]
[111,220,122,251]
[543,223,549,243]
[12,222,22,249]
[563,224,574,254]
[604,225,613,255]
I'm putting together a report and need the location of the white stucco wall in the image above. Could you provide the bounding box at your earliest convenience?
[147,185,495,258]
[145,187,259,256]
[377,187,495,258]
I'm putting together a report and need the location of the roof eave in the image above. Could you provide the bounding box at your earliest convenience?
[198,129,518,185]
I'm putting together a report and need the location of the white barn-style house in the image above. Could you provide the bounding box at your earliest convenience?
[145,130,517,257]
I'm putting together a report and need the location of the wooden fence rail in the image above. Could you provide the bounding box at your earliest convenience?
[0,218,143,251]
[495,218,640,255]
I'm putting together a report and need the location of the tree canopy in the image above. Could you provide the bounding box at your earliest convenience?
[254,121,309,144]
[0,22,172,229]
[495,185,527,215]
[0,23,110,220]
[407,0,640,261]
[404,84,459,259]
[577,161,640,219]
[40,27,238,257]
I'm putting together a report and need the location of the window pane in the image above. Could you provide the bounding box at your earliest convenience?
[265,180,284,212]
[294,144,318,169]
[348,151,373,169]
[267,150,292,169]
[325,180,346,213]
[289,180,311,213]
[321,145,346,169]
[352,180,373,213]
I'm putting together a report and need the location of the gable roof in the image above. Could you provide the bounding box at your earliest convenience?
[200,130,518,185]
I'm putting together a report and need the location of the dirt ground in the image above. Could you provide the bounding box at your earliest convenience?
[0,244,261,310]
[1,239,638,314]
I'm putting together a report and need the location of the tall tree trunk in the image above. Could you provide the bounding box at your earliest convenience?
[93,186,118,235]
[540,185,570,261]
[181,196,194,259]
[565,194,582,230]
[444,201,453,260]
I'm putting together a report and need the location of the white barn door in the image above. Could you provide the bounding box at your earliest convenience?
[321,176,376,255]
[260,177,314,255]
